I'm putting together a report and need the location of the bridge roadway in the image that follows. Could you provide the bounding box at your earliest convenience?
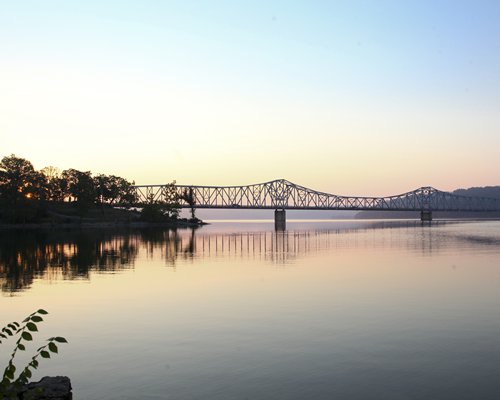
[132,179,500,226]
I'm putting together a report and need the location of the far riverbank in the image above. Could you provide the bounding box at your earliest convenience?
[0,219,207,231]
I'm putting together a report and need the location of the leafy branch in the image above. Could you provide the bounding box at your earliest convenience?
[0,310,67,399]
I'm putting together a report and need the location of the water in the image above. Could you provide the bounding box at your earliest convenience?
[1,220,500,399]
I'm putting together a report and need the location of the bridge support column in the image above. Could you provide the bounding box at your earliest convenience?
[275,209,286,231]
[420,210,432,221]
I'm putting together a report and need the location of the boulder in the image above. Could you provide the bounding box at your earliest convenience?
[21,377,72,400]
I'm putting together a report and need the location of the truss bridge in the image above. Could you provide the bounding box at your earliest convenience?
[133,179,500,227]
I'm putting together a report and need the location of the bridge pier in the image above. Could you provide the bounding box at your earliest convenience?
[275,209,286,230]
[420,210,432,221]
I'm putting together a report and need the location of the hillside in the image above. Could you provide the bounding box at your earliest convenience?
[354,186,500,219]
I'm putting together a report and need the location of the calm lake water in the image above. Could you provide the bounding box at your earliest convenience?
[1,219,500,399]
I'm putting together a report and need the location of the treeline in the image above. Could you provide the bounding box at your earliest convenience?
[453,186,500,199]
[354,185,500,219]
[0,154,137,223]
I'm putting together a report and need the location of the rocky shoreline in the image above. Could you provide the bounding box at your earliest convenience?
[5,376,72,400]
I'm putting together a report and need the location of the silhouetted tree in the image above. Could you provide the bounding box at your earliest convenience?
[0,154,155,223]
[30,170,50,201]
[61,169,96,215]
[40,166,66,201]
[94,174,137,205]
[116,177,137,205]
[0,155,44,222]
[140,181,180,221]
[0,155,38,203]
[181,187,196,220]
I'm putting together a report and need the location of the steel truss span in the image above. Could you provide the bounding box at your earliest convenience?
[132,179,500,212]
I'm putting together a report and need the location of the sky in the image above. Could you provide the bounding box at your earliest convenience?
[1,0,500,197]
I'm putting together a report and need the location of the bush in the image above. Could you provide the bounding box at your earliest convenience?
[140,202,180,222]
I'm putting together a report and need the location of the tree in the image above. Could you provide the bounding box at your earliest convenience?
[94,174,137,205]
[140,181,180,221]
[116,177,137,205]
[181,187,197,220]
[29,170,50,201]
[40,166,66,201]
[0,155,38,204]
[0,155,44,222]
[61,169,96,215]
[94,174,113,205]
[40,166,59,182]
[55,175,70,202]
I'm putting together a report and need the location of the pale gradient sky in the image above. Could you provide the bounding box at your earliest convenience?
[1,1,499,196]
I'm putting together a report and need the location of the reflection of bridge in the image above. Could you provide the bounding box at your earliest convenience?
[133,179,500,225]
[152,221,500,266]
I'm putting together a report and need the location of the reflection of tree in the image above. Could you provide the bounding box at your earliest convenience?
[185,228,196,255]
[138,227,199,265]
[3,223,459,294]
[0,230,139,294]
[0,227,204,293]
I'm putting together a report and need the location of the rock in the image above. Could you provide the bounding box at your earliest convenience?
[21,377,72,400]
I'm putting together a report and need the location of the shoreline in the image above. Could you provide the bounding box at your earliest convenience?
[0,220,208,231]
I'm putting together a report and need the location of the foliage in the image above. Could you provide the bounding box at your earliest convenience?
[140,202,179,222]
[0,154,138,222]
[61,169,96,214]
[140,181,180,222]
[0,155,46,223]
[181,187,196,220]
[40,167,66,202]
[94,174,137,205]
[0,155,38,204]
[0,310,67,399]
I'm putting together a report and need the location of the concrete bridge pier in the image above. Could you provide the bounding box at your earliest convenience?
[420,210,432,221]
[275,209,286,230]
